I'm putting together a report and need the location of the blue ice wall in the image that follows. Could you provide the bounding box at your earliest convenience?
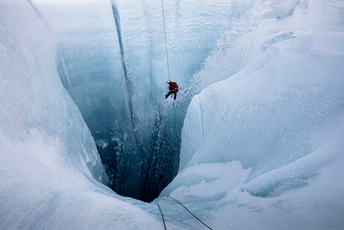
[0,0,109,194]
[32,0,344,202]
[33,0,238,201]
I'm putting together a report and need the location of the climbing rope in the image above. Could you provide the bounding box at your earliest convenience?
[157,204,167,230]
[168,196,213,230]
[160,0,171,80]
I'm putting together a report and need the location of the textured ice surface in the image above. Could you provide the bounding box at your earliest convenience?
[31,0,344,202]
[32,0,238,201]
[0,1,162,229]
[178,34,344,175]
[191,0,344,92]
[160,33,344,229]
[0,0,107,182]
[1,0,344,229]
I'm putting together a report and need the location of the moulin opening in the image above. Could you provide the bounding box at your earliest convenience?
[58,46,185,203]
[90,2,182,203]
[55,0,191,203]
[93,110,181,202]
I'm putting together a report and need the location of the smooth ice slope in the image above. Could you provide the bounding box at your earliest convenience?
[0,1,163,229]
[159,34,344,229]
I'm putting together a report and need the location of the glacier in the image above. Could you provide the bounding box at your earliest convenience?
[1,0,344,229]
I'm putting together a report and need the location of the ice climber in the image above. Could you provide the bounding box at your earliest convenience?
[165,80,178,100]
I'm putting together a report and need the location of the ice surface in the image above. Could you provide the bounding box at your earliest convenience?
[0,1,163,229]
[177,34,344,176]
[29,0,344,202]
[160,33,344,229]
[191,0,344,92]
[0,0,107,182]
[31,0,239,201]
[1,0,344,229]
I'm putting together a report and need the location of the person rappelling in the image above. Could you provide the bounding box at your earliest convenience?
[160,0,178,101]
[165,80,178,100]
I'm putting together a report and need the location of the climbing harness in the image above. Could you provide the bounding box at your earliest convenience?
[157,204,167,230]
[160,0,171,80]
[157,197,213,230]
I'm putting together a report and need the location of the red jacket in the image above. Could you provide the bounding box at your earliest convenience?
[168,82,179,92]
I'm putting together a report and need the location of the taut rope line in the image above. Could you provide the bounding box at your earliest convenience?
[168,196,213,230]
[157,204,167,230]
[160,0,171,80]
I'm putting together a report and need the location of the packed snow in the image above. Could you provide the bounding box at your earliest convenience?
[1,0,344,229]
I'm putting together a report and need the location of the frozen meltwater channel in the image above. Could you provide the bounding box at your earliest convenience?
[1,0,344,229]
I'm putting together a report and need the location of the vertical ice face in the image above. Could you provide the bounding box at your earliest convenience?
[30,0,344,202]
[0,1,165,228]
[32,0,238,201]
[0,2,167,229]
[0,0,107,183]
[33,0,145,199]
[2,0,344,229]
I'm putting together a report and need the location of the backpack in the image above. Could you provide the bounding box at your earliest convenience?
[170,82,178,92]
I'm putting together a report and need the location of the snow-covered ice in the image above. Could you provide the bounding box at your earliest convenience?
[28,0,344,202]
[160,33,344,229]
[1,0,344,229]
[0,1,162,229]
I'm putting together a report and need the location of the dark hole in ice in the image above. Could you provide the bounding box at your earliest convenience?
[94,115,182,203]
